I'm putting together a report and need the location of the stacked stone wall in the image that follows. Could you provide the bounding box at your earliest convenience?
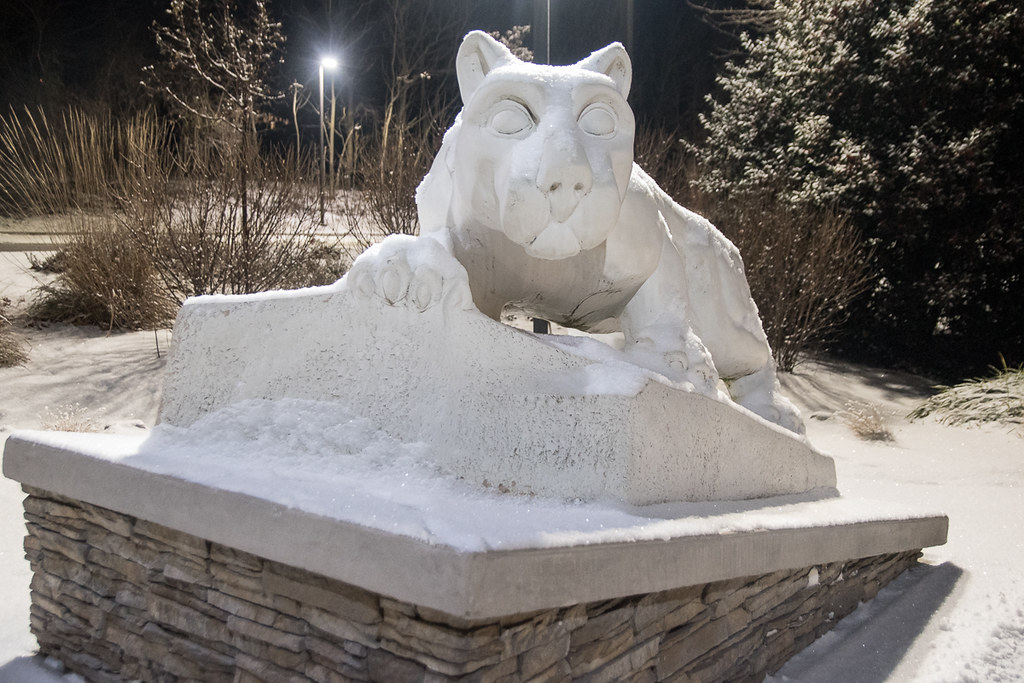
[22,486,921,682]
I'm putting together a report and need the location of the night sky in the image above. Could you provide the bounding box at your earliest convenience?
[0,0,743,135]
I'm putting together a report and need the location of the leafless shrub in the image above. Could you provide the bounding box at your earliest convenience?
[0,297,28,367]
[339,96,450,263]
[840,401,895,441]
[634,126,696,204]
[636,130,873,372]
[714,195,872,371]
[118,137,341,303]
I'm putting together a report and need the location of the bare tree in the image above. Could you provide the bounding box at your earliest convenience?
[145,0,285,291]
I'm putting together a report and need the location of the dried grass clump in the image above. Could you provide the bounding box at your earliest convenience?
[28,214,176,330]
[0,297,28,367]
[840,401,895,442]
[909,363,1024,432]
[40,403,99,433]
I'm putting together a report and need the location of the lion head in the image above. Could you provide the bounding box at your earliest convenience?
[433,31,636,261]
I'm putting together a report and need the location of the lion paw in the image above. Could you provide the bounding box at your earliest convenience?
[624,332,720,396]
[347,234,471,312]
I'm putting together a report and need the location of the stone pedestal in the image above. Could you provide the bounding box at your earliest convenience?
[4,433,946,682]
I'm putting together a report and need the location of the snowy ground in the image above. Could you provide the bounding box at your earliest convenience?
[1,250,1022,682]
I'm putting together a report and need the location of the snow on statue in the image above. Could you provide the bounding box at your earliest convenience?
[350,31,802,434]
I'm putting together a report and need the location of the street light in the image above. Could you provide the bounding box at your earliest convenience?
[318,56,338,225]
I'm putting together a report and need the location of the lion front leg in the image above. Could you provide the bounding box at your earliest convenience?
[618,237,722,397]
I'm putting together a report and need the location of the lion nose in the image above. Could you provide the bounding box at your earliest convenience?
[537,145,593,223]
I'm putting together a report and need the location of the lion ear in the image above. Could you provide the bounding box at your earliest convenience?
[457,31,517,105]
[577,42,632,99]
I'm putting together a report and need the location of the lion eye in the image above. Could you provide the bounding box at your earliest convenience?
[489,102,534,136]
[578,104,617,137]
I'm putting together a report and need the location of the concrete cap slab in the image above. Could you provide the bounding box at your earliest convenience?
[4,433,947,620]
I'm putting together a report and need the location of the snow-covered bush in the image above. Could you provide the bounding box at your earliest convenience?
[692,0,1024,378]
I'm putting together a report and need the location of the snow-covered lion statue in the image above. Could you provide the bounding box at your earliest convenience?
[350,31,803,434]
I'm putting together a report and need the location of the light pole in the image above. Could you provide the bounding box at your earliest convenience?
[318,56,338,225]
[533,0,551,64]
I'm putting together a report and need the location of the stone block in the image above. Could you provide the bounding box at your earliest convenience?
[134,518,210,559]
[234,652,303,683]
[210,561,268,600]
[157,552,212,588]
[207,590,276,626]
[146,592,230,644]
[264,569,381,626]
[383,611,501,655]
[459,655,519,683]
[633,584,703,633]
[657,609,748,680]
[306,634,367,673]
[303,605,379,648]
[305,660,364,683]
[517,629,570,679]
[499,610,562,657]
[25,511,89,541]
[744,573,807,617]
[231,635,307,672]
[211,542,264,572]
[366,649,428,682]
[528,659,573,683]
[86,546,148,585]
[567,620,634,677]
[570,605,633,648]
[27,523,89,564]
[586,636,661,683]
[227,614,306,653]
[379,631,505,677]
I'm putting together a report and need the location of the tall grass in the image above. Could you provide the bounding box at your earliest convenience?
[1,105,344,329]
[0,106,137,217]
[1,107,174,329]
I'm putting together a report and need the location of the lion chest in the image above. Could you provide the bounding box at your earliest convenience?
[451,224,650,331]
